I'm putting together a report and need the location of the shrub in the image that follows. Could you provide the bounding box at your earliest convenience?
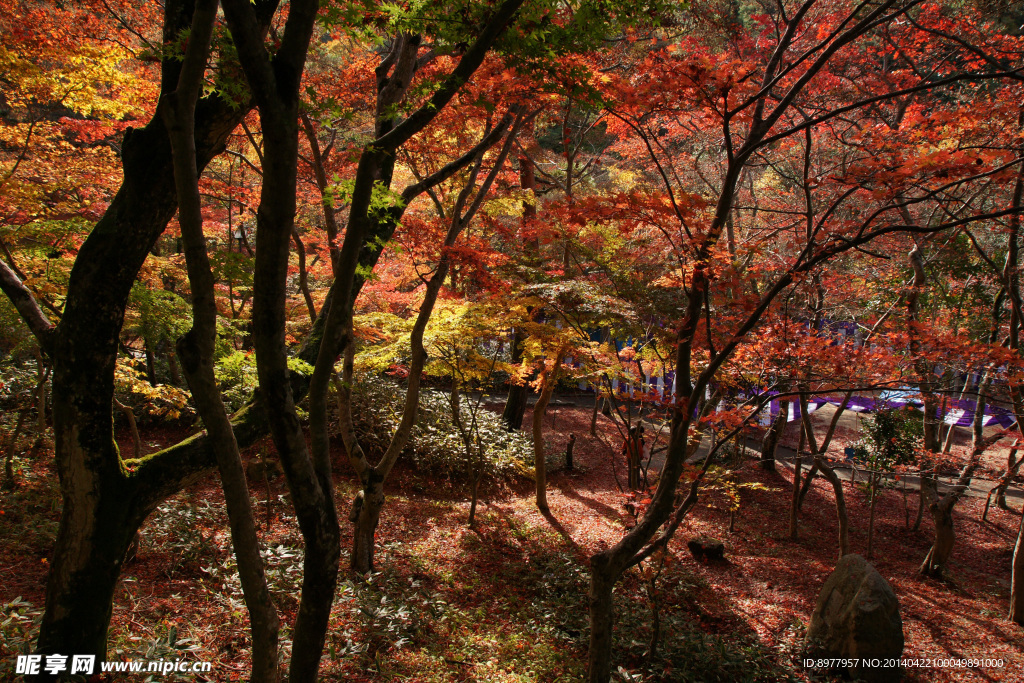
[347,375,533,482]
[850,404,922,472]
[114,360,192,425]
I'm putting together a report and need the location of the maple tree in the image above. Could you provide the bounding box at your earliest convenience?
[563,2,1024,679]
[4,0,1024,680]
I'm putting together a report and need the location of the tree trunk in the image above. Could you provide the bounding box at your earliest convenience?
[450,382,485,528]
[816,457,849,560]
[919,436,996,578]
[760,400,787,471]
[920,497,956,579]
[299,112,342,275]
[162,6,282,676]
[36,418,142,665]
[34,352,48,439]
[1011,511,1024,624]
[905,479,913,532]
[25,2,268,659]
[351,478,385,573]
[292,228,317,321]
[468,469,482,528]
[797,461,818,511]
[790,453,802,541]
[533,357,563,513]
[995,446,1020,513]
[914,470,935,532]
[113,399,142,460]
[867,472,878,559]
[502,327,528,431]
[907,246,943,453]
[585,553,618,683]
[168,347,182,386]
[335,108,525,573]
[534,344,570,512]
[221,0,343,678]
[144,338,157,386]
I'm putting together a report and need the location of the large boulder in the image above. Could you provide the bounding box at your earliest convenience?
[805,554,904,682]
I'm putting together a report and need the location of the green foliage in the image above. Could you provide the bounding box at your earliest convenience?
[331,567,445,660]
[704,467,771,513]
[0,297,34,358]
[329,179,404,222]
[114,359,192,424]
[348,375,533,481]
[213,352,311,413]
[133,624,205,683]
[0,357,40,411]
[0,597,43,672]
[127,282,191,347]
[213,351,257,413]
[209,250,254,293]
[522,280,634,324]
[148,496,222,578]
[851,405,922,472]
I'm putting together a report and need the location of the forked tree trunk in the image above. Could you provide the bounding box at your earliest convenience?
[451,383,487,527]
[335,107,527,575]
[20,2,274,661]
[0,0,343,669]
[221,0,342,678]
[162,4,281,676]
[797,461,818,510]
[329,102,526,584]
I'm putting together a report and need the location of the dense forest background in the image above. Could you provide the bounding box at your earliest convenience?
[2,0,1024,680]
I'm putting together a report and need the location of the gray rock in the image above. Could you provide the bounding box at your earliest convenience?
[805,554,904,682]
[686,537,725,562]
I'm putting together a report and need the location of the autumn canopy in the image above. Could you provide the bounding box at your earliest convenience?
[1,0,1024,681]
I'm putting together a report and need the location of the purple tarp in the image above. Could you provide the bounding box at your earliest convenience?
[764,392,1017,429]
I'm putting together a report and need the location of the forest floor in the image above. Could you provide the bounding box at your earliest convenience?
[1,401,1023,682]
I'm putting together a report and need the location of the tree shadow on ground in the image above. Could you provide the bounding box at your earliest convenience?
[551,475,625,524]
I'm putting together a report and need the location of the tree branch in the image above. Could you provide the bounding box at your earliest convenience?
[0,258,55,354]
